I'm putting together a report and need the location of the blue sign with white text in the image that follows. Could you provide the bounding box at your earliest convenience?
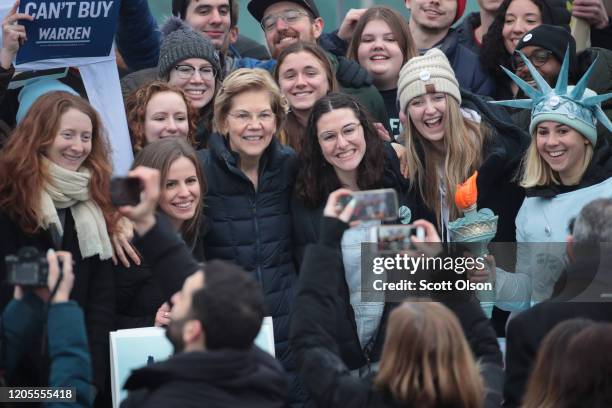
[16,0,120,64]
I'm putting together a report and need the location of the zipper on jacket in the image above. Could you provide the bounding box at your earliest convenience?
[251,195,263,286]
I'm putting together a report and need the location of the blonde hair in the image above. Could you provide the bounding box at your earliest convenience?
[375,302,484,408]
[213,68,287,135]
[519,131,593,188]
[403,96,487,227]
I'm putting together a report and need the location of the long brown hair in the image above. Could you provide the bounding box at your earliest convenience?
[0,91,115,235]
[274,42,339,151]
[522,318,593,408]
[296,92,385,208]
[132,138,206,247]
[403,96,488,227]
[346,6,416,67]
[124,81,198,153]
[375,302,484,408]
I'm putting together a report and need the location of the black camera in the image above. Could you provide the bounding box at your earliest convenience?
[5,247,50,287]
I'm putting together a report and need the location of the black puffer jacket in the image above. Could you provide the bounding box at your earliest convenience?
[121,347,288,408]
[407,89,530,245]
[197,133,298,366]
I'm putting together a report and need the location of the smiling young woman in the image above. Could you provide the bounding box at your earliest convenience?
[125,81,198,153]
[293,92,410,376]
[346,6,416,140]
[274,41,338,152]
[485,49,612,309]
[398,48,528,243]
[0,91,116,397]
[115,138,207,330]
[156,17,223,148]
[479,0,569,99]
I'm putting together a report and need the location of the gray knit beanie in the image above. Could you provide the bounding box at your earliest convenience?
[397,48,461,114]
[158,17,222,79]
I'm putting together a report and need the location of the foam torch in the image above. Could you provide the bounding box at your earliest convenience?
[447,171,498,317]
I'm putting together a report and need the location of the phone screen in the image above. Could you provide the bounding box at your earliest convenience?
[342,188,399,222]
[110,177,142,207]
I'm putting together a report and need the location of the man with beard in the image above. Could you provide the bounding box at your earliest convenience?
[118,167,288,408]
[245,0,391,133]
[511,24,612,143]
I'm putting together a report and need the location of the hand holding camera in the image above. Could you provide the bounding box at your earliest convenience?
[46,250,74,303]
[9,248,74,303]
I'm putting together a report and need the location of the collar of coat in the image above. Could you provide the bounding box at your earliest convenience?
[207,132,292,173]
[526,138,612,198]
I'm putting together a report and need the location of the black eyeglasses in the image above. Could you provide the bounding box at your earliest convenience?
[512,49,554,71]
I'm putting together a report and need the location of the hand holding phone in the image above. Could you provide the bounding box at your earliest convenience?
[370,225,425,251]
[110,177,142,207]
[116,167,161,236]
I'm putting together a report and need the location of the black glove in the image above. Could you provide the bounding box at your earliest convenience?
[336,56,373,88]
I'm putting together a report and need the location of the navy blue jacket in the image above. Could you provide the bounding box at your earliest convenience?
[437,30,495,97]
[197,133,298,366]
[455,12,483,54]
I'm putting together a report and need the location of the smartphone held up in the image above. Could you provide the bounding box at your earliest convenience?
[110,177,142,207]
[370,225,425,251]
[337,188,399,222]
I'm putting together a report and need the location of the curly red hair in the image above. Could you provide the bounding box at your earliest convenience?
[124,81,198,153]
[0,91,116,235]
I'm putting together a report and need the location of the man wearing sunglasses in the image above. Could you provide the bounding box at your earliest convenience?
[511,24,612,142]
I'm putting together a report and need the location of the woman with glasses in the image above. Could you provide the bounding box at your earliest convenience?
[124,81,199,153]
[479,0,571,99]
[292,92,409,376]
[274,42,339,152]
[157,17,222,148]
[196,68,301,400]
[293,130,503,400]
[508,25,612,144]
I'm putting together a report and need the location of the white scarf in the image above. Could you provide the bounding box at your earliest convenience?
[39,158,113,260]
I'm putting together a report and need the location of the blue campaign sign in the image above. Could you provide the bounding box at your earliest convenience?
[16,0,120,64]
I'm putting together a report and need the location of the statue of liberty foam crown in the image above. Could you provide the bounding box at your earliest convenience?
[492,47,612,145]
